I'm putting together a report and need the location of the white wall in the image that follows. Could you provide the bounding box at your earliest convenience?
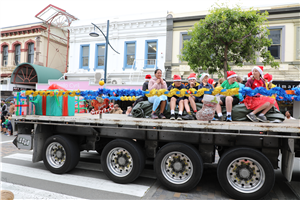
[68,14,166,75]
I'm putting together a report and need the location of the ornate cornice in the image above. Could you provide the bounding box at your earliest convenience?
[1,25,47,37]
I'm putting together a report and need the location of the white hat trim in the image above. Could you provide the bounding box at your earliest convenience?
[200,73,209,83]
[188,77,196,80]
[252,66,263,76]
[227,74,237,79]
[173,79,181,82]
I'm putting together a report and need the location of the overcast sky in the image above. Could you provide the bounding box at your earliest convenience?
[0,0,299,28]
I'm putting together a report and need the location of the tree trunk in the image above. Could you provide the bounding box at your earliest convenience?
[224,45,228,79]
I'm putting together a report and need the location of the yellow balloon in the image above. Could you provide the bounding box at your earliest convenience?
[99,81,105,86]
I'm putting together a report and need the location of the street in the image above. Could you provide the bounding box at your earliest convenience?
[1,134,299,200]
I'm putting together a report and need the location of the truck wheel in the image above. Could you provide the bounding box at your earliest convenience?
[154,142,203,192]
[43,135,80,174]
[101,139,145,183]
[217,147,275,200]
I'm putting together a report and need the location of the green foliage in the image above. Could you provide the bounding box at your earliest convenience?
[179,4,279,78]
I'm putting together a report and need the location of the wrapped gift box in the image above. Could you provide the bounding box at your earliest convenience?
[75,96,87,113]
[14,91,31,116]
[34,91,75,116]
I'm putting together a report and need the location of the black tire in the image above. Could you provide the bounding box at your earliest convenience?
[43,135,80,174]
[101,139,145,184]
[217,147,275,200]
[154,142,203,192]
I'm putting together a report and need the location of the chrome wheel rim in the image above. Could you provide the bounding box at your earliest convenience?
[46,142,66,168]
[106,147,133,177]
[161,151,193,184]
[227,157,265,193]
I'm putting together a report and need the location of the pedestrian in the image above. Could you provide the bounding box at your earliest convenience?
[213,71,240,122]
[182,73,200,120]
[285,111,296,120]
[1,100,8,116]
[168,75,186,120]
[8,101,15,115]
[244,66,276,122]
[110,104,123,114]
[126,106,132,116]
[2,116,8,134]
[6,117,12,136]
[148,69,168,119]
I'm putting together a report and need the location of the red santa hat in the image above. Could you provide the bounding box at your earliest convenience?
[199,73,209,83]
[227,71,237,79]
[188,73,196,80]
[173,74,181,82]
[145,74,152,81]
[252,66,264,77]
[208,78,214,85]
[263,73,273,83]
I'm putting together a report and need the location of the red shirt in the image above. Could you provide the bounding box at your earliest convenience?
[251,79,265,90]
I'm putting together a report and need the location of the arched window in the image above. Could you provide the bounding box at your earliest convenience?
[15,44,21,65]
[2,45,8,66]
[28,43,34,64]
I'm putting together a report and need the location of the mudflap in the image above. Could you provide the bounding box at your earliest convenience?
[13,134,33,150]
[281,138,295,182]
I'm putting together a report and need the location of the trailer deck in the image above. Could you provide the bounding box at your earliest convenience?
[13,114,300,135]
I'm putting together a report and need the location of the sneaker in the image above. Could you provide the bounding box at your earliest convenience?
[158,113,166,119]
[177,115,182,120]
[212,116,223,121]
[192,113,197,120]
[170,114,175,120]
[256,115,269,123]
[226,115,232,122]
[182,114,194,120]
[151,113,158,119]
[246,113,259,122]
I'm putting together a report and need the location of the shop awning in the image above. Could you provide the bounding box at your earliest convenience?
[10,63,63,85]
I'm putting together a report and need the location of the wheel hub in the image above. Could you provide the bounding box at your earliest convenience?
[227,157,265,193]
[107,147,133,177]
[161,152,193,184]
[46,142,66,168]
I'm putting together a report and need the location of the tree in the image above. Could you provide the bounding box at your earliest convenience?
[179,4,279,78]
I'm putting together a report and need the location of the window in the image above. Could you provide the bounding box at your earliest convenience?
[2,45,8,66]
[28,43,34,64]
[123,41,136,70]
[95,44,105,70]
[182,34,191,49]
[15,44,21,65]
[79,45,90,70]
[144,40,157,68]
[268,29,281,59]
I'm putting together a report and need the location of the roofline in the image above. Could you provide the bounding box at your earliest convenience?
[172,6,300,22]
[1,22,43,29]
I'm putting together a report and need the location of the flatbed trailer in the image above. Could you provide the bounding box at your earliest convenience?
[12,114,300,200]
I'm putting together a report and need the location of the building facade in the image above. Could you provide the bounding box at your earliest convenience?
[0,22,68,95]
[165,4,300,81]
[65,13,167,86]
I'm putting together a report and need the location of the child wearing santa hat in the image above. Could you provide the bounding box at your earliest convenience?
[168,75,186,120]
[132,74,152,108]
[182,73,200,120]
[213,71,240,122]
[244,66,276,122]
[263,73,279,110]
[196,73,214,103]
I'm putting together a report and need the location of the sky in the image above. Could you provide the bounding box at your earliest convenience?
[0,0,299,28]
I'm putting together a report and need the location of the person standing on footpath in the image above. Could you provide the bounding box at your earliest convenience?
[8,101,15,115]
